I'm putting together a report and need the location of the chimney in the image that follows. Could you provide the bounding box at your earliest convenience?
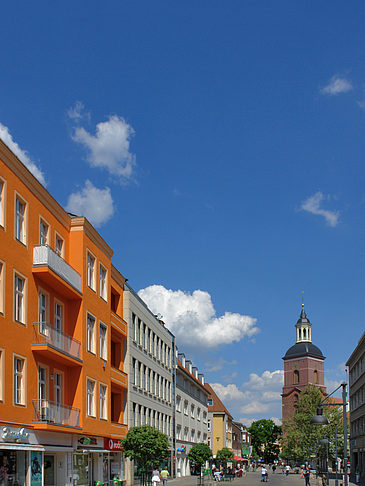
[178,353,185,367]
[192,367,198,379]
[186,360,192,373]
[198,373,205,385]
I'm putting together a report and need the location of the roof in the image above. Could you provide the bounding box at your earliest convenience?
[204,382,233,419]
[283,342,325,360]
[177,360,208,394]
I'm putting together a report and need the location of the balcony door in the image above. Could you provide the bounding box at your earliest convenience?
[38,365,48,420]
[39,291,47,335]
[54,302,63,350]
[54,371,62,424]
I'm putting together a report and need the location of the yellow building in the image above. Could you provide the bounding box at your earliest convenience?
[205,383,233,456]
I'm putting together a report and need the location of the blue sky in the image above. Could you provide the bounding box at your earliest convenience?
[1,1,365,424]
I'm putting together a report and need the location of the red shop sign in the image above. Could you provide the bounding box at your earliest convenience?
[104,438,124,451]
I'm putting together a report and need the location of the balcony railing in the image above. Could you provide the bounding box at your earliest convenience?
[33,322,81,361]
[33,399,80,427]
[33,245,82,294]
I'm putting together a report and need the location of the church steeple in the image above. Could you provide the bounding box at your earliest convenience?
[295,301,312,343]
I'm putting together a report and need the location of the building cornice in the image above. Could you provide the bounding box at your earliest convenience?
[70,217,113,258]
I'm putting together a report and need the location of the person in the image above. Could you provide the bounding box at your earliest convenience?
[160,467,169,486]
[0,456,9,486]
[152,467,161,485]
[272,465,276,474]
[303,464,310,486]
[285,465,290,477]
[261,466,267,482]
[214,469,221,482]
[321,474,327,486]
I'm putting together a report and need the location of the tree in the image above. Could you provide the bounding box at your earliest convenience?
[187,443,212,469]
[216,448,234,470]
[282,385,344,464]
[121,425,170,474]
[247,419,282,462]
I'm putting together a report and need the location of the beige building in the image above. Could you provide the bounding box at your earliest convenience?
[204,383,233,457]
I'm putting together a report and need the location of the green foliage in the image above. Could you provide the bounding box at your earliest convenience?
[121,425,170,468]
[247,419,282,462]
[216,447,234,468]
[187,443,212,466]
[282,385,344,463]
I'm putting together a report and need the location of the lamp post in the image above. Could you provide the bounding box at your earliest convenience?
[320,438,329,485]
[310,382,348,486]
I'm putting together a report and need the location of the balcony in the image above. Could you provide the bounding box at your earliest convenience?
[32,322,82,366]
[33,399,80,428]
[33,245,82,299]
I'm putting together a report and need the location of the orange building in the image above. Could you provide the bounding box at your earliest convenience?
[0,139,128,486]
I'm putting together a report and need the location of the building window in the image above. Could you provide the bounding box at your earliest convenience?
[184,400,188,415]
[39,218,49,246]
[14,356,25,405]
[0,261,4,315]
[184,427,189,441]
[0,349,4,402]
[176,425,182,440]
[38,291,48,334]
[132,313,136,341]
[293,370,299,385]
[314,370,318,384]
[207,398,213,406]
[87,251,96,290]
[87,313,96,353]
[191,404,195,418]
[0,178,5,228]
[207,419,211,432]
[197,408,201,421]
[87,378,96,417]
[55,302,63,335]
[15,195,26,244]
[197,431,201,441]
[99,322,107,360]
[38,365,47,405]
[55,234,64,257]
[99,264,107,300]
[99,384,107,419]
[191,429,195,441]
[294,393,299,404]
[14,273,25,324]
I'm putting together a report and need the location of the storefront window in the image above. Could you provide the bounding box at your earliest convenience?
[73,453,89,486]
[30,452,42,486]
[0,450,28,486]
[110,453,121,481]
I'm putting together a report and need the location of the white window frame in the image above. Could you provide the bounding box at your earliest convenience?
[99,383,108,420]
[54,370,63,407]
[14,271,26,325]
[55,232,64,257]
[38,364,48,402]
[99,322,107,360]
[39,216,50,246]
[86,378,96,417]
[14,193,27,245]
[13,354,26,406]
[86,251,96,291]
[99,264,107,301]
[191,404,195,418]
[0,260,4,315]
[183,400,188,415]
[0,177,6,229]
[197,407,201,421]
[38,289,48,334]
[87,313,96,354]
[207,419,211,432]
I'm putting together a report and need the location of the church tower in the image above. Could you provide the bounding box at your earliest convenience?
[282,303,326,422]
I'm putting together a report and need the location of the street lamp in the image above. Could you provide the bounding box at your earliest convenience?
[310,382,348,486]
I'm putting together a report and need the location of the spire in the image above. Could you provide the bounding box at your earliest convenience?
[295,292,312,343]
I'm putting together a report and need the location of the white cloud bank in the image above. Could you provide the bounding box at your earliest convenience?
[66,180,114,227]
[71,115,136,182]
[320,75,353,96]
[301,192,339,227]
[67,101,90,121]
[0,123,46,186]
[138,285,259,348]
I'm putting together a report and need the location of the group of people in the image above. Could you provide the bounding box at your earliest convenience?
[258,463,311,484]
[151,466,170,486]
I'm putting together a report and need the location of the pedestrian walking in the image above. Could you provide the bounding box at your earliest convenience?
[285,465,290,477]
[160,467,169,486]
[152,467,161,486]
[303,464,310,486]
[261,466,267,482]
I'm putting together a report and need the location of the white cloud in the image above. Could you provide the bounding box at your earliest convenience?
[67,101,90,121]
[0,123,46,186]
[320,75,353,96]
[240,401,270,414]
[205,358,237,372]
[66,180,114,227]
[262,391,282,402]
[244,370,284,391]
[210,383,246,401]
[138,285,259,348]
[301,192,340,227]
[72,115,136,182]
[270,417,282,426]
[238,416,282,427]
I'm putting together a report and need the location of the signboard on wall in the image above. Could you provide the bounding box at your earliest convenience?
[104,438,123,451]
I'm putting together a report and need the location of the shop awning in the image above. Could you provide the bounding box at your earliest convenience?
[43,445,74,452]
[80,448,111,453]
[1,443,45,451]
[234,456,246,461]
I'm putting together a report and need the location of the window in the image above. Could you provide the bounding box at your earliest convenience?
[14,356,25,405]
[14,273,25,324]
[38,365,47,402]
[207,398,213,406]
[99,322,107,360]
[55,234,64,257]
[293,370,299,385]
[38,291,47,334]
[87,251,96,290]
[176,395,181,412]
[99,264,107,300]
[184,427,189,441]
[54,372,62,408]
[197,431,201,441]
[0,261,4,315]
[191,429,195,441]
[314,370,318,384]
[15,195,26,244]
[39,219,49,246]
[87,313,96,353]
[203,411,207,423]
[132,313,136,341]
[0,178,5,228]
[207,419,211,432]
[0,349,4,402]
[55,302,63,334]
[87,378,96,417]
[184,400,188,415]
[99,384,107,419]
[197,408,201,421]
[191,404,195,418]
[176,425,182,440]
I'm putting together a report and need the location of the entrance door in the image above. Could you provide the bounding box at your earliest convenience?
[44,455,55,486]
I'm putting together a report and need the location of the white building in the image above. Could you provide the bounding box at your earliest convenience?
[123,284,174,484]
[175,353,209,477]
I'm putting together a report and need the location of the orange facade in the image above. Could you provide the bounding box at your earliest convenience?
[0,139,128,485]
